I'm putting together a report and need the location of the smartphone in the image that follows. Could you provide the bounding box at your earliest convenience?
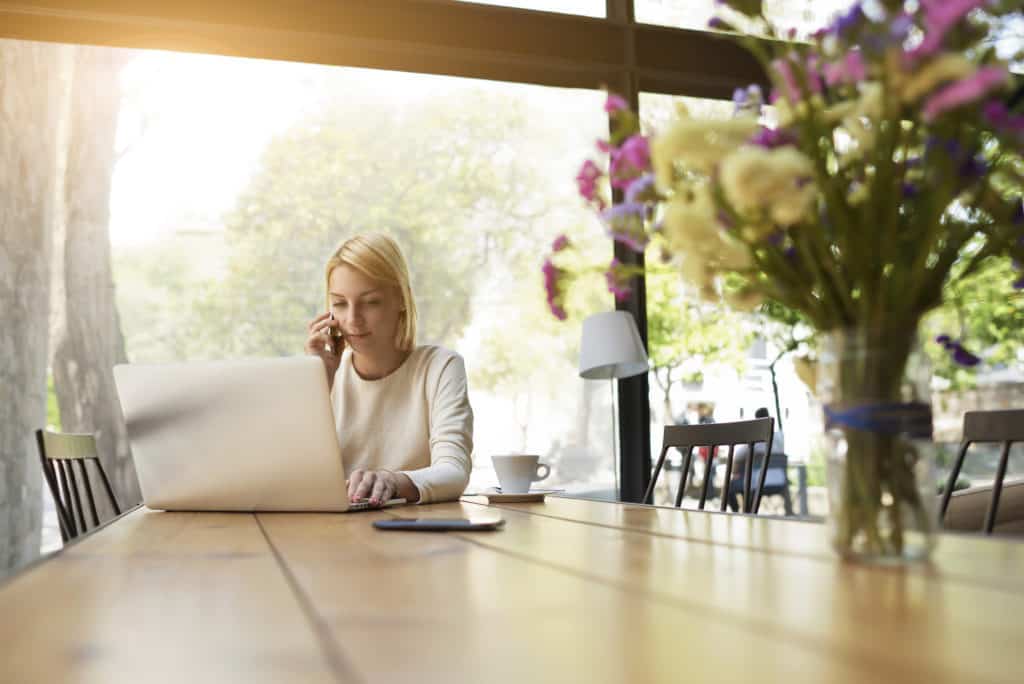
[372,517,505,531]
[327,312,344,353]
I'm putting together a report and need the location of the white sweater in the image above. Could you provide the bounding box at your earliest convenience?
[330,345,474,504]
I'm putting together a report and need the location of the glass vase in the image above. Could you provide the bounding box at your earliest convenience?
[818,327,938,563]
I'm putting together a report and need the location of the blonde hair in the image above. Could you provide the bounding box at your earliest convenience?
[324,233,417,351]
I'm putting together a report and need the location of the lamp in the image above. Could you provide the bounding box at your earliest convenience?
[578,311,649,498]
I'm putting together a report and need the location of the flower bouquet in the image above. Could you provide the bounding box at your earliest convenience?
[546,0,1023,561]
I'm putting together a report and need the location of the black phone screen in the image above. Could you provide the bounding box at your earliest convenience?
[372,517,505,531]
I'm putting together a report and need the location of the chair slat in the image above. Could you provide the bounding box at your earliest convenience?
[984,441,1013,534]
[698,445,717,510]
[720,444,735,513]
[56,461,78,538]
[64,460,88,534]
[675,446,694,509]
[78,461,102,528]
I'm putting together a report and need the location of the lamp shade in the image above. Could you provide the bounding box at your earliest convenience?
[578,311,649,380]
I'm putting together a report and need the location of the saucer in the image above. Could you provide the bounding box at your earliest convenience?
[482,488,562,503]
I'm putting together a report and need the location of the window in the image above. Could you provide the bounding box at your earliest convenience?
[4,38,619,562]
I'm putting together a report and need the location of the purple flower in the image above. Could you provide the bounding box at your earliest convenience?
[832,2,864,37]
[958,155,987,181]
[609,135,651,189]
[733,85,764,116]
[576,159,605,209]
[936,334,981,367]
[902,182,918,198]
[551,234,569,252]
[542,258,567,321]
[772,58,801,103]
[983,101,1024,134]
[604,93,629,113]
[749,126,797,148]
[1014,275,1024,291]
[952,344,981,367]
[824,51,867,87]
[908,0,991,62]
[923,67,1009,121]
[708,17,728,30]
[605,258,632,301]
[624,173,655,203]
[596,139,612,154]
[600,201,649,252]
[889,13,913,42]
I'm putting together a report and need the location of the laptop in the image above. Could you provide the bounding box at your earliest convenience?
[113,355,405,512]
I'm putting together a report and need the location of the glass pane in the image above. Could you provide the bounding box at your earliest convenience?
[1,36,616,573]
[636,0,856,40]
[455,0,604,18]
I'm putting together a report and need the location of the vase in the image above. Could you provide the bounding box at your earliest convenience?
[818,327,938,563]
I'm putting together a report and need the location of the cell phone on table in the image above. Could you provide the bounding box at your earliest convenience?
[372,517,505,531]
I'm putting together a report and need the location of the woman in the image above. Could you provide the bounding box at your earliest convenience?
[304,233,473,507]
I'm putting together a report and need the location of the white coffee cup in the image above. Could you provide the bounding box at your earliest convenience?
[492,454,550,494]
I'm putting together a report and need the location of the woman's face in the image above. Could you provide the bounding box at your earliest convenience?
[328,265,404,354]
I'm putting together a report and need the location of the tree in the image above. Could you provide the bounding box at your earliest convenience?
[646,271,751,424]
[51,46,140,511]
[0,41,68,571]
[191,90,546,359]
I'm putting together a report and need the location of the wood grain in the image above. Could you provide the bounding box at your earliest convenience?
[441,498,1023,684]
[466,495,1024,592]
[0,509,337,684]
[257,508,872,684]
[1,499,1021,683]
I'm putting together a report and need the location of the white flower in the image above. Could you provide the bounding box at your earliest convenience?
[719,146,817,227]
[661,186,752,289]
[652,116,759,189]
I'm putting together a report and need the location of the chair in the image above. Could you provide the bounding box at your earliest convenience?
[644,418,775,513]
[35,429,121,543]
[939,410,1024,534]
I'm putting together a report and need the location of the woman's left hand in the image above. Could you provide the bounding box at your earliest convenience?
[347,469,418,506]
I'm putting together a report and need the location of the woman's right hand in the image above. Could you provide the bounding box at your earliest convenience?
[305,312,344,387]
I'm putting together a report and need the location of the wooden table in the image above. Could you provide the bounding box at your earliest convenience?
[0,496,1021,683]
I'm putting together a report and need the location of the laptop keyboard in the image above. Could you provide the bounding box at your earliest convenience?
[348,498,405,512]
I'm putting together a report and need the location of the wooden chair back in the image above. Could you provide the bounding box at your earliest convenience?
[939,410,1024,534]
[35,429,122,543]
[644,418,775,513]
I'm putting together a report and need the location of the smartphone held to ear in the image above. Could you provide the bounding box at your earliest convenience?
[328,312,344,353]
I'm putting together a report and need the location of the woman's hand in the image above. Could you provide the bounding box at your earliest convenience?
[347,469,420,506]
[305,311,344,388]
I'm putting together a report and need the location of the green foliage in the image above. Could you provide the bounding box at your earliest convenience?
[922,255,1024,389]
[46,373,61,430]
[646,270,751,386]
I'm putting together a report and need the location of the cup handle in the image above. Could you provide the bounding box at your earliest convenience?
[535,464,550,482]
